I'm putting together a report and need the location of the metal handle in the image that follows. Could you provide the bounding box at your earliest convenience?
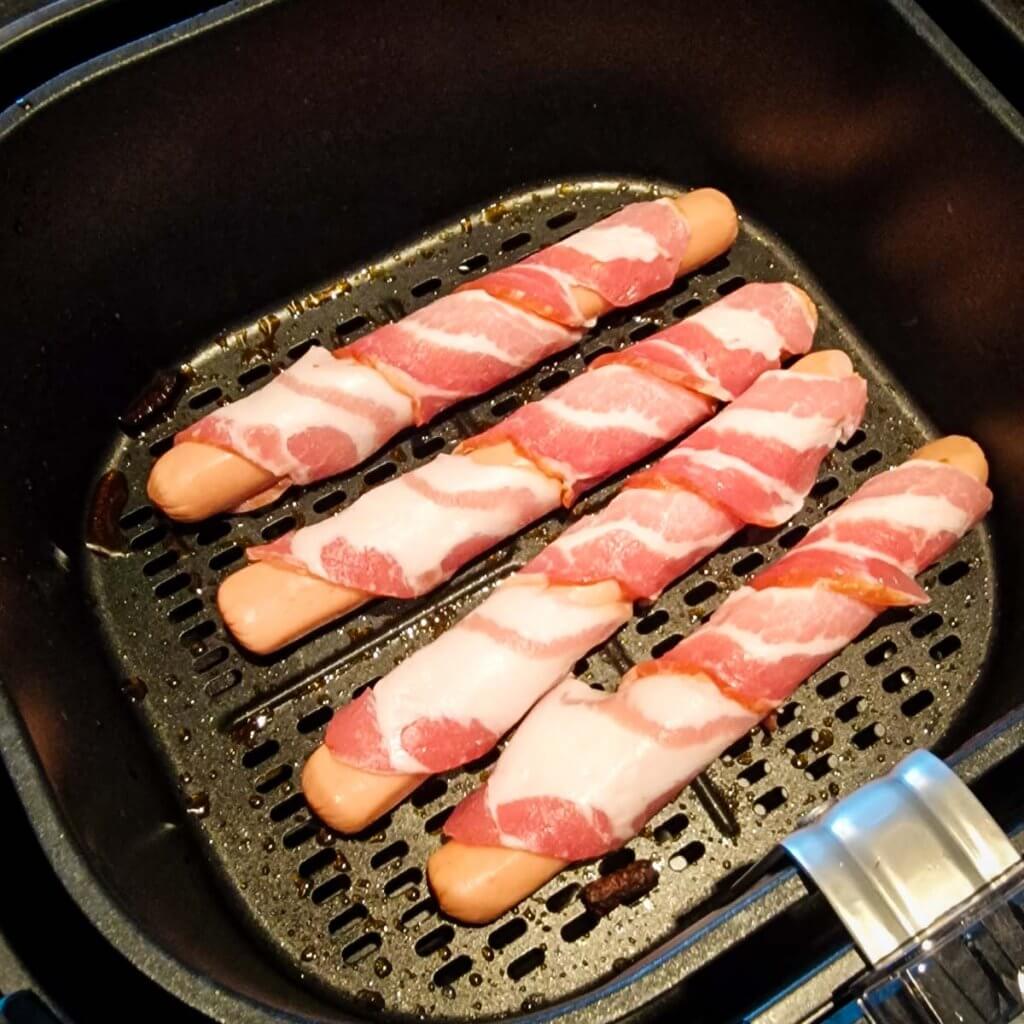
[783,750,1024,1024]
[783,750,1020,966]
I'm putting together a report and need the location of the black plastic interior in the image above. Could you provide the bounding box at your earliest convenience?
[1,1,1022,1020]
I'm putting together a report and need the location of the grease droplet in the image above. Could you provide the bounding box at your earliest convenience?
[184,791,210,818]
[122,677,148,702]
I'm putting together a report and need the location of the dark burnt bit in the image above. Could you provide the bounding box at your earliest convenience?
[580,859,658,917]
[85,469,129,555]
[119,368,188,436]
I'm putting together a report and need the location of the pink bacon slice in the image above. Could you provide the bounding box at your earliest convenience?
[459,199,690,327]
[522,368,865,596]
[458,364,715,504]
[325,582,633,774]
[750,459,992,605]
[628,369,866,526]
[250,454,563,599]
[177,348,415,488]
[342,292,583,424]
[594,281,816,401]
[324,361,865,777]
[444,458,991,861]
[247,282,813,604]
[521,486,740,601]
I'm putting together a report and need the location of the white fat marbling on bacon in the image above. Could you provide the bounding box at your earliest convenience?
[543,513,715,565]
[813,494,970,547]
[398,320,523,363]
[701,612,860,664]
[561,224,669,263]
[521,485,740,600]
[345,291,583,423]
[178,349,415,484]
[635,370,867,526]
[687,305,788,359]
[461,199,689,326]
[665,448,804,520]
[595,282,817,402]
[534,391,680,438]
[459,362,716,502]
[713,409,843,451]
[336,583,632,774]
[250,454,561,598]
[750,459,991,604]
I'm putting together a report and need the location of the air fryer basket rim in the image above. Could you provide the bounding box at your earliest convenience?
[4,682,1023,1024]
[6,683,1024,1024]
[1,0,1023,1021]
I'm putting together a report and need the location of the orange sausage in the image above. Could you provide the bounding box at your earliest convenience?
[147,189,739,523]
[216,442,544,654]
[425,434,990,924]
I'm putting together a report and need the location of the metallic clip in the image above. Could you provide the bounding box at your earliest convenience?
[783,750,1020,966]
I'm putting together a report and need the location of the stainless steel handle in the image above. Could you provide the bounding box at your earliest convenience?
[782,750,1024,1024]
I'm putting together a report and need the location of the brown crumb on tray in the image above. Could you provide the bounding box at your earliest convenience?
[581,859,659,917]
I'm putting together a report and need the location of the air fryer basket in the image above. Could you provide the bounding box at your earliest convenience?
[84,178,999,1018]
[1,1,1023,1022]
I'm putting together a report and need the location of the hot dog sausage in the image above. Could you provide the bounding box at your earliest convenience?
[426,435,990,924]
[148,189,738,522]
[300,350,855,835]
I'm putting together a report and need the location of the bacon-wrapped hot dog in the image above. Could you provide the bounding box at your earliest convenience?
[430,437,992,923]
[219,282,815,654]
[148,190,737,521]
[302,349,866,833]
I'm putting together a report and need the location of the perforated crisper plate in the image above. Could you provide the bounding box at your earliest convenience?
[84,179,997,1019]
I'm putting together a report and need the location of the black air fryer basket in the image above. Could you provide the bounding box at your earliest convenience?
[1,1,1023,1022]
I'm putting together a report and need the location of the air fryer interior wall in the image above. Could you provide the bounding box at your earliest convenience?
[0,0,1022,1021]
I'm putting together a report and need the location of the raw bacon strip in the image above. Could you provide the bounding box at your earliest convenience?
[459,199,689,327]
[520,487,740,600]
[594,282,816,401]
[459,364,715,503]
[177,348,415,486]
[343,292,582,424]
[250,454,562,599]
[628,370,866,526]
[524,369,865,597]
[460,281,817,503]
[445,673,762,859]
[325,581,632,774]
[752,460,993,605]
[247,283,810,598]
[446,460,990,860]
[326,362,865,775]
[652,586,878,711]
